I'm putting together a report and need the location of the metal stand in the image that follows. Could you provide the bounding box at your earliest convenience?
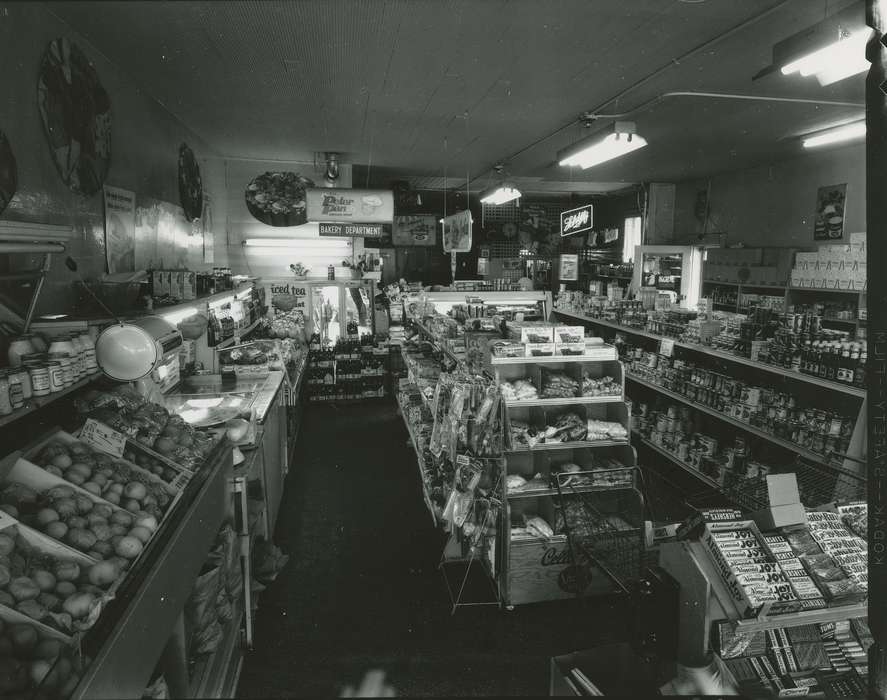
[231,475,253,650]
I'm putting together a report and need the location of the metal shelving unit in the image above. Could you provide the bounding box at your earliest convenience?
[554,309,865,398]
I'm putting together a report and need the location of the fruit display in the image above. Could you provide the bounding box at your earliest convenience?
[75,386,218,472]
[0,481,159,567]
[0,614,85,699]
[122,441,190,484]
[27,437,173,523]
[0,522,115,635]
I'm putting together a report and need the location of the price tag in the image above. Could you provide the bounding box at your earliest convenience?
[80,418,127,458]
[659,338,675,357]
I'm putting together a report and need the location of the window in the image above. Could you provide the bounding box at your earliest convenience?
[622,215,642,263]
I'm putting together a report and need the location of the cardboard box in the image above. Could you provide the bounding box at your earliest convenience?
[752,474,808,530]
[555,342,586,356]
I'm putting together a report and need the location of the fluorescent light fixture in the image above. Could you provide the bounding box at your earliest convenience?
[802,121,866,148]
[244,238,352,248]
[558,121,647,170]
[479,184,522,205]
[781,28,870,86]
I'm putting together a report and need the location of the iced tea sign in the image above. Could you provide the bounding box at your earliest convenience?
[560,204,593,237]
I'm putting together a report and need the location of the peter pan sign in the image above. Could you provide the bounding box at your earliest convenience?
[305,188,394,223]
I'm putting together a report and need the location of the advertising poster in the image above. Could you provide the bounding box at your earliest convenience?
[442,209,473,253]
[559,253,579,281]
[305,188,394,223]
[103,185,136,274]
[813,183,847,241]
[392,214,437,246]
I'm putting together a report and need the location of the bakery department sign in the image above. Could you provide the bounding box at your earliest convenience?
[305,188,394,223]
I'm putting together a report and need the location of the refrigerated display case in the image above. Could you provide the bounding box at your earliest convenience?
[631,245,705,308]
[405,290,552,323]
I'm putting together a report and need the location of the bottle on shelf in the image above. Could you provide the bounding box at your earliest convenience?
[854,347,867,388]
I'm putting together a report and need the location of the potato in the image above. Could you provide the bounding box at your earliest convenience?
[34,637,62,660]
[90,473,108,488]
[0,591,14,607]
[104,491,121,505]
[115,536,143,560]
[54,581,76,597]
[92,540,113,557]
[9,577,40,602]
[75,495,93,515]
[62,592,95,620]
[64,472,86,486]
[15,599,47,621]
[124,482,147,501]
[128,526,152,545]
[53,561,80,582]
[44,465,64,477]
[109,523,127,537]
[135,514,158,533]
[35,508,60,527]
[51,454,72,469]
[52,498,77,519]
[92,504,113,520]
[67,516,87,530]
[47,485,75,501]
[87,561,119,587]
[66,528,97,551]
[0,563,10,587]
[8,624,38,653]
[0,533,14,556]
[37,592,61,611]
[45,521,68,541]
[91,523,112,542]
[123,499,141,514]
[32,570,56,592]
[86,513,108,528]
[110,511,133,528]
[107,483,124,495]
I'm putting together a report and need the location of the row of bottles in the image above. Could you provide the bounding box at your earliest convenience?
[799,340,866,387]
[206,287,263,347]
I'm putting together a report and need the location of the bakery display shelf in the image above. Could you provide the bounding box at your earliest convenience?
[396,394,436,526]
[505,395,623,408]
[0,374,99,429]
[626,373,835,466]
[215,317,262,349]
[554,310,865,398]
[631,431,720,490]
[189,597,244,699]
[505,439,630,454]
[150,281,255,318]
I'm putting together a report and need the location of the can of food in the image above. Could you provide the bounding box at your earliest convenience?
[27,363,50,396]
[47,361,65,393]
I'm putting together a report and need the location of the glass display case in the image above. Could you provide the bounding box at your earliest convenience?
[404,290,553,323]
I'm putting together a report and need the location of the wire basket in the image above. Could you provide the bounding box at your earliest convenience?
[554,471,646,594]
[685,457,866,513]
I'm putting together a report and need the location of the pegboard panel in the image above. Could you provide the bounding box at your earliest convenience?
[485,241,550,259]
[481,200,521,225]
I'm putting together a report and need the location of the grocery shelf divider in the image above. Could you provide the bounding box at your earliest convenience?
[554,309,866,398]
[0,374,99,430]
[396,394,436,526]
[631,431,720,490]
[625,372,834,466]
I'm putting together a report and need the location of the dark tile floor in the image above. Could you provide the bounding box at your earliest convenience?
[236,401,636,697]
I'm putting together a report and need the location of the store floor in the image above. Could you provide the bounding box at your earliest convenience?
[236,400,637,697]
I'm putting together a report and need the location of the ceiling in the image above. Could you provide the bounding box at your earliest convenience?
[45,0,865,193]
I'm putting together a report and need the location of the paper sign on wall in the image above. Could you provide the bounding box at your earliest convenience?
[559,254,579,281]
[80,418,127,458]
[442,210,473,253]
[659,338,675,357]
[103,185,136,274]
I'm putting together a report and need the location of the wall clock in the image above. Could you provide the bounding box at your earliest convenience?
[37,37,111,196]
[0,130,17,215]
[178,143,203,222]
